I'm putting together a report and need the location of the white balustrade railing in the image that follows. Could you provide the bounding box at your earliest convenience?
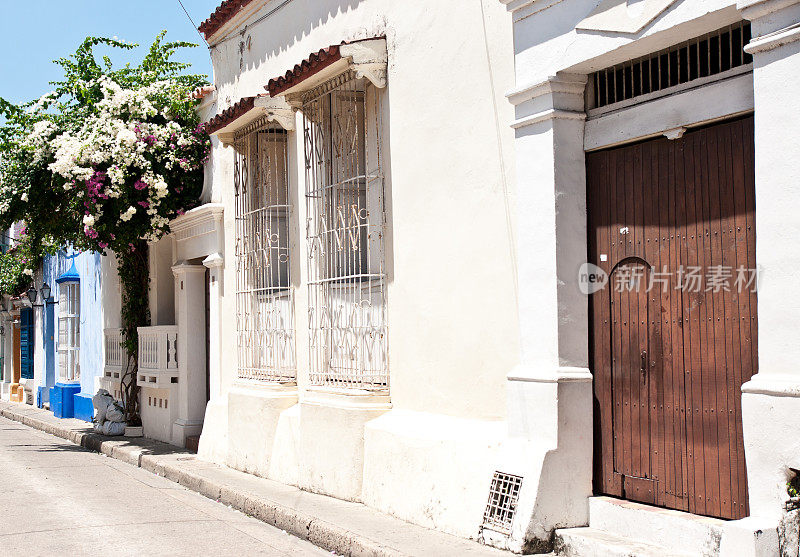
[104,328,125,368]
[137,326,179,373]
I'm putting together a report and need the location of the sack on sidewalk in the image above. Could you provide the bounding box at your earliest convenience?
[101,420,126,436]
[105,401,125,423]
[92,389,114,423]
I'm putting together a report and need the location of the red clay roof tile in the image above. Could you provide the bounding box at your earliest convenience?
[198,0,257,40]
[265,44,344,97]
[205,95,256,134]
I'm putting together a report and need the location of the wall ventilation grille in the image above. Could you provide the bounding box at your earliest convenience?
[589,21,752,110]
[482,472,523,535]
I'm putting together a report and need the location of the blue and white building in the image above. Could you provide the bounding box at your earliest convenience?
[28,250,110,421]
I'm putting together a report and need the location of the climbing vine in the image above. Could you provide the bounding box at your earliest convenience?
[0,33,210,422]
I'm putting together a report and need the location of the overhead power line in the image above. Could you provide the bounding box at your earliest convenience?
[176,0,210,47]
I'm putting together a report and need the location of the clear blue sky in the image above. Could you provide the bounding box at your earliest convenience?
[0,0,223,105]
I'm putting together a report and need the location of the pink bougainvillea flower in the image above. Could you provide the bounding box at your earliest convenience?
[134,179,148,190]
[137,201,150,209]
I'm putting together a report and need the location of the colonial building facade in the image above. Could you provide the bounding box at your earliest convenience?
[182,0,523,543]
[5,0,800,554]
[502,0,800,553]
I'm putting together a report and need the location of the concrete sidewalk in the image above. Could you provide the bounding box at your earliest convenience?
[0,401,512,557]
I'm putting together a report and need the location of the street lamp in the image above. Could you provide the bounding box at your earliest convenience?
[26,285,37,305]
[41,282,51,302]
[26,282,52,308]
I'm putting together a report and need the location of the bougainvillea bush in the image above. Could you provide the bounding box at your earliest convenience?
[0,32,210,255]
[0,33,211,420]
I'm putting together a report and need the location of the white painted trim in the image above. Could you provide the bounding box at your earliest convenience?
[171,262,208,276]
[584,72,754,151]
[737,0,800,21]
[202,253,224,269]
[170,203,224,242]
[302,386,392,410]
[212,95,295,147]
[512,109,586,129]
[507,74,587,106]
[744,22,800,53]
[576,0,679,35]
[507,365,593,383]
[500,0,564,21]
[742,373,800,397]
[231,380,298,394]
[340,39,389,89]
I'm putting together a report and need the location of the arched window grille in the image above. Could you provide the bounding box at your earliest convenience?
[302,70,389,390]
[234,121,295,381]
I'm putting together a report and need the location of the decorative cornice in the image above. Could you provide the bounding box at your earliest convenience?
[170,203,224,243]
[202,253,224,269]
[339,40,388,89]
[208,95,295,146]
[507,365,593,383]
[744,22,800,53]
[511,109,586,129]
[738,0,800,21]
[507,74,587,106]
[172,262,208,276]
[266,38,388,99]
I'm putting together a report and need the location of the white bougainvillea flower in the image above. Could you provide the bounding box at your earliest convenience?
[120,206,137,222]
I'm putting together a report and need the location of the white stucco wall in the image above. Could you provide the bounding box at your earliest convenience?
[192,0,522,543]
[206,0,519,419]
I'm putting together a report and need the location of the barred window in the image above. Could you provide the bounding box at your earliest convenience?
[234,124,295,382]
[58,282,80,382]
[303,70,388,390]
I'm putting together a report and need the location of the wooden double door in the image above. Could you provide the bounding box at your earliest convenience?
[588,116,756,520]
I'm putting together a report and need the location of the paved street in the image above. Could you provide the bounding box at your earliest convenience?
[0,416,329,556]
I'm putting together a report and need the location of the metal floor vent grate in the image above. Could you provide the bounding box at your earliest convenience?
[588,21,752,111]
[482,472,523,535]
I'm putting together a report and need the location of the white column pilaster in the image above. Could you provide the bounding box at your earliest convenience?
[499,74,594,551]
[171,262,208,445]
[736,0,800,527]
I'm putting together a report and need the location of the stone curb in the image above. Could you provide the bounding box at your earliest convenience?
[0,405,404,557]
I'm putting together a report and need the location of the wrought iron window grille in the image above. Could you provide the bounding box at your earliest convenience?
[234,123,296,383]
[302,70,389,390]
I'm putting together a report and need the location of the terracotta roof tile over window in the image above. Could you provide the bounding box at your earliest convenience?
[198,0,257,39]
[205,96,256,134]
[266,44,344,97]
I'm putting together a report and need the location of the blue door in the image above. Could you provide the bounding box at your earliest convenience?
[45,301,55,388]
[20,308,33,380]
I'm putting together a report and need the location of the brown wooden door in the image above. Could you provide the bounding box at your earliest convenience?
[588,115,756,520]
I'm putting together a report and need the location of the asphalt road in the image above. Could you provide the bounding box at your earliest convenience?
[0,416,330,556]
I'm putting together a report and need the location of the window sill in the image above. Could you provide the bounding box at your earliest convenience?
[302,385,391,410]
